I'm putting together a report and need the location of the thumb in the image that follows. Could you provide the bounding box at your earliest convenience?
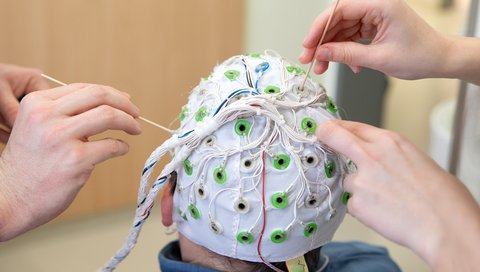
[0,127,10,143]
[315,42,374,69]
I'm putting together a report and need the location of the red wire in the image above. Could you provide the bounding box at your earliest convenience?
[257,150,268,263]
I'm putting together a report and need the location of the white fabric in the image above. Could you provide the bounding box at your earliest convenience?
[102,51,349,271]
[173,52,347,262]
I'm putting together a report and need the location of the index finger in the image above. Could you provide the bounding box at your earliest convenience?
[32,83,131,101]
[25,83,91,101]
[55,84,139,117]
[21,68,50,94]
[303,0,373,48]
[316,120,367,165]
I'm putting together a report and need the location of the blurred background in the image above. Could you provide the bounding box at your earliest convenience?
[0,0,475,271]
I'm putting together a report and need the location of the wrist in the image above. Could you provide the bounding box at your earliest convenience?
[0,154,32,242]
[415,177,480,271]
[0,159,15,241]
[441,36,480,85]
[428,222,480,271]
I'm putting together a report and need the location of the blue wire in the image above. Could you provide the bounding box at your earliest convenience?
[152,177,168,189]
[179,130,194,138]
[142,161,157,175]
[137,198,146,208]
[178,88,259,139]
[134,209,152,228]
[213,88,259,116]
[254,61,270,92]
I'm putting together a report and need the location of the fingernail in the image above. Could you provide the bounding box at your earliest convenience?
[347,64,360,74]
[303,34,310,45]
[133,121,142,134]
[315,48,331,61]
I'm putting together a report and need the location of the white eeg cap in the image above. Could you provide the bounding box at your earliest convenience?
[102,51,349,271]
[172,51,348,262]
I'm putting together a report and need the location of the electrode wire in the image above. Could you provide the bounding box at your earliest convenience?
[300,0,341,90]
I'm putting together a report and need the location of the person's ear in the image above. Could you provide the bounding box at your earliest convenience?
[160,183,174,227]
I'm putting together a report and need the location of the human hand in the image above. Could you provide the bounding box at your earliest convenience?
[0,64,50,142]
[316,120,480,271]
[299,0,449,79]
[0,84,142,241]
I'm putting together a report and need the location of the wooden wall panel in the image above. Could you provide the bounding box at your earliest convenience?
[0,0,244,219]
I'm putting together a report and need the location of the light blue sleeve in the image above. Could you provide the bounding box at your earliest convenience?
[322,241,402,272]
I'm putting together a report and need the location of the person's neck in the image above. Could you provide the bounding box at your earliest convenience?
[178,234,254,271]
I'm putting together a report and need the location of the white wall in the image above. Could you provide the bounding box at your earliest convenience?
[245,0,338,97]
[457,0,480,201]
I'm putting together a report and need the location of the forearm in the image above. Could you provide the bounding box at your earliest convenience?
[441,36,480,85]
[431,219,480,271]
[419,180,480,271]
[0,158,30,242]
[0,196,8,241]
[0,167,14,241]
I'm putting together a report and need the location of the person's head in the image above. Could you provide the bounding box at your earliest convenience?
[103,51,350,272]
[161,172,323,272]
